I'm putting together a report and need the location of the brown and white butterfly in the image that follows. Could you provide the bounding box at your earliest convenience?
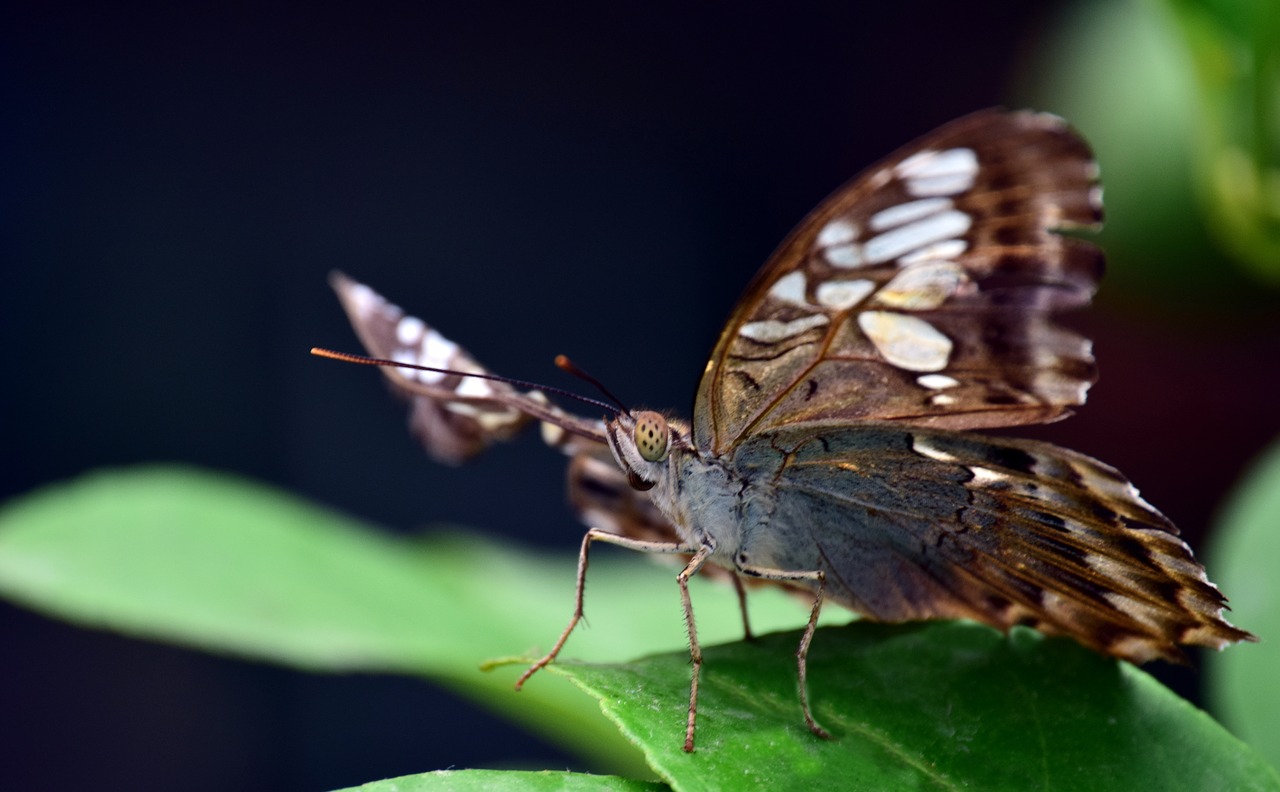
[319,109,1255,752]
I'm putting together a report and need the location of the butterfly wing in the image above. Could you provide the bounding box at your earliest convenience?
[730,425,1255,662]
[330,272,606,463]
[331,273,682,548]
[694,110,1104,455]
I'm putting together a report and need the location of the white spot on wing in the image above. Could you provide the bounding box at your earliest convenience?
[396,316,425,345]
[869,197,952,231]
[474,408,520,432]
[415,369,444,385]
[444,401,479,417]
[415,329,457,383]
[443,401,518,432]
[898,238,968,266]
[421,330,457,366]
[456,376,494,398]
[857,310,952,372]
[917,373,959,390]
[867,168,892,189]
[904,174,978,198]
[390,348,425,381]
[968,466,1004,487]
[1031,346,1064,368]
[863,210,972,264]
[815,279,875,310]
[739,314,830,343]
[896,148,978,197]
[873,261,966,310]
[930,393,956,406]
[347,283,381,320]
[911,435,960,463]
[540,420,565,447]
[897,148,978,179]
[824,243,865,268]
[768,271,809,306]
[816,218,857,247]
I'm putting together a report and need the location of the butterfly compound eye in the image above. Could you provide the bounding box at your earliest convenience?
[633,411,669,462]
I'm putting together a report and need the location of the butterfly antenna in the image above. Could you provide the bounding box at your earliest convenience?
[311,348,622,416]
[554,355,631,415]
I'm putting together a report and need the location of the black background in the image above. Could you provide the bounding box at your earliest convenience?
[5,3,1277,790]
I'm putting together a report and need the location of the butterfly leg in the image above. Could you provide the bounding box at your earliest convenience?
[675,543,715,752]
[731,574,755,642]
[737,563,831,740]
[515,528,696,691]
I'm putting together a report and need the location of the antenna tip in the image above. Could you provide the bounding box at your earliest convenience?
[554,354,572,371]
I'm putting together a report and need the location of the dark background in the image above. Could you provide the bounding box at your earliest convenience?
[5,3,1278,790]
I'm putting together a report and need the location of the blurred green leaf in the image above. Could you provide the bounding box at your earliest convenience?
[1021,0,1212,302]
[1163,0,1280,281]
[0,465,843,774]
[335,769,667,792]
[1023,0,1280,290]
[1208,436,1280,770]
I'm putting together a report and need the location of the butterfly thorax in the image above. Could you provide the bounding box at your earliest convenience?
[604,411,753,566]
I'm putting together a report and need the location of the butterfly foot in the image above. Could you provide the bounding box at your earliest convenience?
[805,716,833,741]
[514,656,554,691]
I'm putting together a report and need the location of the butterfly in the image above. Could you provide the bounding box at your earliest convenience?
[320,109,1255,753]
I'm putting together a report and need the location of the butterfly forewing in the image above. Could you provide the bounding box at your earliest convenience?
[695,110,1105,455]
[330,272,606,463]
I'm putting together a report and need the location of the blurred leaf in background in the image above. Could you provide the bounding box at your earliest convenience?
[1208,438,1280,771]
[1164,0,1280,281]
[1021,0,1280,300]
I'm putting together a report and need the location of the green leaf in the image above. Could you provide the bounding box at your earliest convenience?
[1207,435,1280,770]
[551,623,1280,791]
[0,465,842,774]
[3,466,1274,790]
[335,769,668,791]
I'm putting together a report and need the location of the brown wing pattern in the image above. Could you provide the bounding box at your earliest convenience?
[333,273,661,548]
[730,424,1255,663]
[694,110,1104,455]
[330,272,604,464]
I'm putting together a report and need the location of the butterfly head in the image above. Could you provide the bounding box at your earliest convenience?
[606,410,676,492]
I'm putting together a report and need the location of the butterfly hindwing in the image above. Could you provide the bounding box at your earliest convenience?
[562,442,679,544]
[695,110,1104,455]
[729,424,1252,662]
